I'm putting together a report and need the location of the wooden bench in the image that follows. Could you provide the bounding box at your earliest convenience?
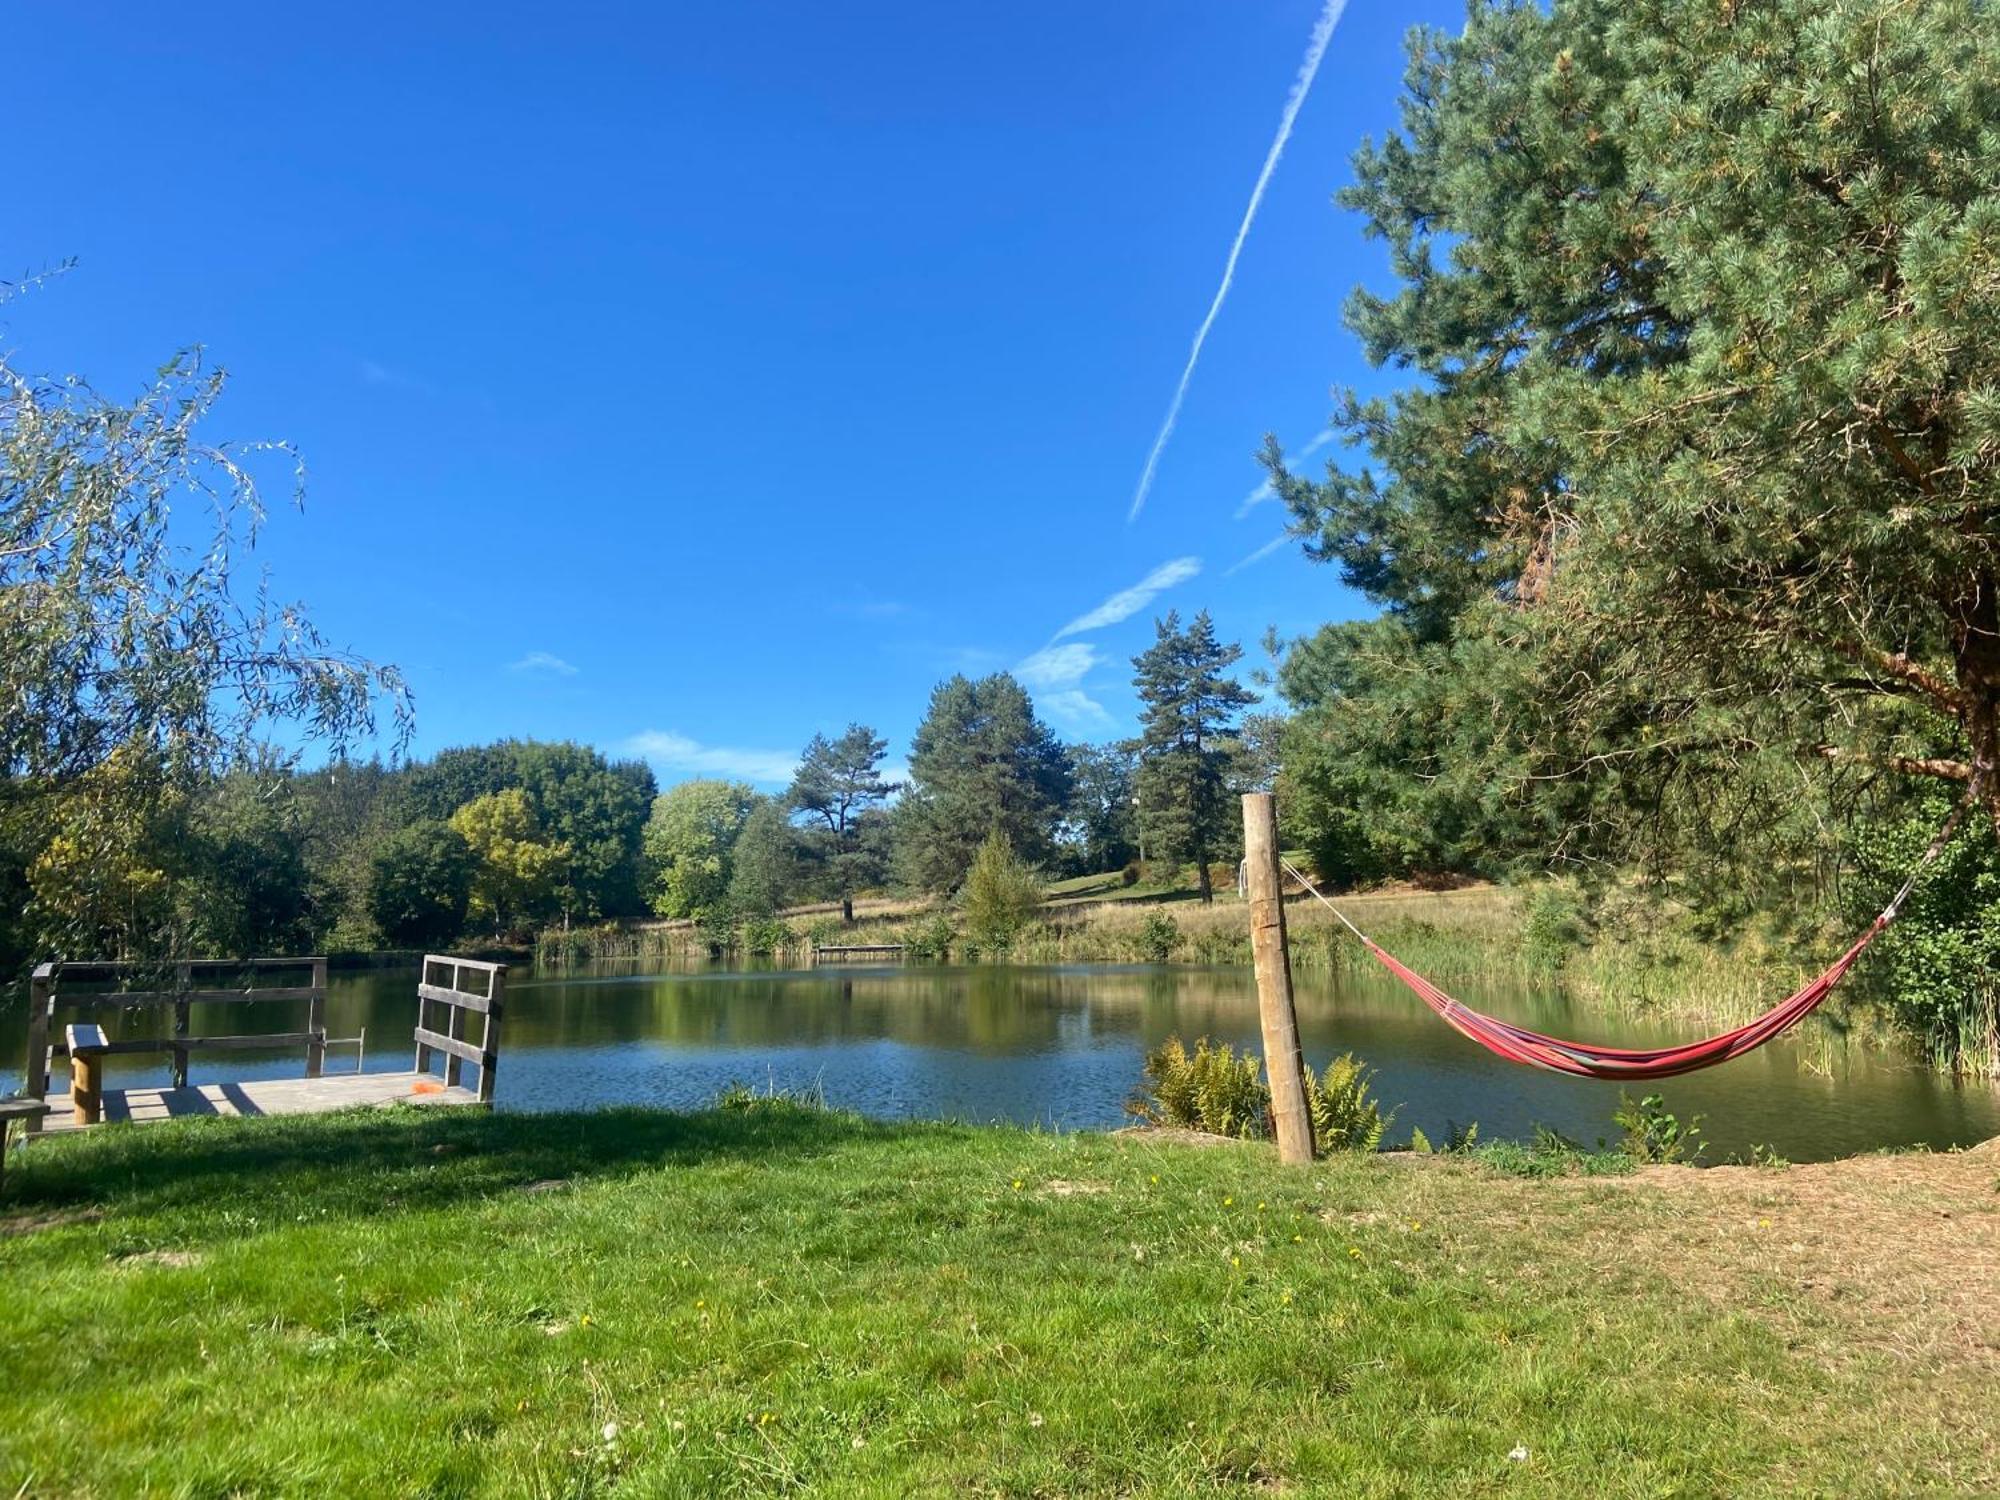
[0,1097,52,1191]
[65,1024,109,1126]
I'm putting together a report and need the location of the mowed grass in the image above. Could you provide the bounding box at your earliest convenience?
[2,1105,1993,1497]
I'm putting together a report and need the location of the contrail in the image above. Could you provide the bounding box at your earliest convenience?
[1126,0,1350,523]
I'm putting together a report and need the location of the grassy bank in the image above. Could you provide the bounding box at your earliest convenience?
[3,1104,1996,1495]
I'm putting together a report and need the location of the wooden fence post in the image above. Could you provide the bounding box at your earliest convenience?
[1242,793,1316,1165]
[478,966,505,1105]
[171,962,191,1089]
[24,965,53,1132]
[306,958,328,1079]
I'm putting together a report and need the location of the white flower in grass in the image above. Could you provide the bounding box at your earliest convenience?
[602,1422,621,1444]
[1507,1445,1529,1462]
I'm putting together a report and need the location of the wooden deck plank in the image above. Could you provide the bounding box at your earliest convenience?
[31,1072,481,1134]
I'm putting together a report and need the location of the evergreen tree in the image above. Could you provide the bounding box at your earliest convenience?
[1132,612,1255,902]
[1267,0,2000,1061]
[789,724,897,922]
[895,674,1070,894]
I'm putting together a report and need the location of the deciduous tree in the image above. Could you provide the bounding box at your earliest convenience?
[642,779,755,920]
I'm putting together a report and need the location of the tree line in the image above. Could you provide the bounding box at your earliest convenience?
[644,610,1268,932]
[0,604,1266,969]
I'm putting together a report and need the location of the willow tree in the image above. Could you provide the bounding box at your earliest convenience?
[1273,0,2000,837]
[2,308,409,960]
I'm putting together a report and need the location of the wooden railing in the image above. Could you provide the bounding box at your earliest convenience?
[415,955,506,1104]
[23,957,329,1130]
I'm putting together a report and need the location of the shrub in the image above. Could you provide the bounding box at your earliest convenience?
[740,915,792,956]
[906,911,956,962]
[1520,884,1589,971]
[1303,1053,1391,1152]
[1120,862,1142,888]
[694,903,737,953]
[1614,1092,1706,1164]
[1129,1036,1268,1139]
[1138,910,1179,964]
[961,831,1043,951]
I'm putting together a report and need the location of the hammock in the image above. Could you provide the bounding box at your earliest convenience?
[1279,799,1971,1081]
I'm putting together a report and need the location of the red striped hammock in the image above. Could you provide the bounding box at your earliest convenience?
[1280,800,1970,1082]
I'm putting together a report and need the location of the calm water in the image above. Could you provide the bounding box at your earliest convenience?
[6,960,1995,1162]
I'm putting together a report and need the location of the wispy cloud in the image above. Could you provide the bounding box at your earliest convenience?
[1235,428,1335,518]
[1015,642,1100,691]
[359,358,435,394]
[508,650,578,677]
[1015,642,1112,730]
[624,731,798,787]
[1126,0,1352,523]
[1053,557,1202,640]
[1224,532,1293,577]
[1040,691,1113,730]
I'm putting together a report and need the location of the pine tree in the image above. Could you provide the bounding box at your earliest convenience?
[894,674,1071,894]
[1132,612,1255,902]
[788,724,896,923]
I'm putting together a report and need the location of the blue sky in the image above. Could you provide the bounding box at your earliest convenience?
[8,1,1456,787]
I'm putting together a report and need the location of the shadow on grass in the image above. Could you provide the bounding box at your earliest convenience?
[3,1101,943,1236]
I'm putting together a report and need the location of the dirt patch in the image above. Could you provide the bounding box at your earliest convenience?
[115,1248,202,1269]
[0,1206,104,1238]
[1601,1146,2000,1368]
[1115,1126,1255,1150]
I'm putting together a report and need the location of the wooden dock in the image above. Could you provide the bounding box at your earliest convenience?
[32,1072,480,1134]
[18,952,506,1137]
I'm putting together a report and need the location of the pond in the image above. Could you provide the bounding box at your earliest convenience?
[6,960,1996,1163]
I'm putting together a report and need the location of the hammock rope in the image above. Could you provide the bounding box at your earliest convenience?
[1277,798,1973,1081]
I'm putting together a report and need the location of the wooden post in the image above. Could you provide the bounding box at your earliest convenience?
[478,966,505,1105]
[1242,793,1315,1165]
[305,958,328,1079]
[414,959,436,1076]
[443,988,467,1090]
[171,962,191,1089]
[24,965,53,1132]
[72,1049,102,1128]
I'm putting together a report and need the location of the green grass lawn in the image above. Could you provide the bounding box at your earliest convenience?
[2,1103,1991,1497]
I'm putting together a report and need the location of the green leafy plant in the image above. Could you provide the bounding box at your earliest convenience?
[739,916,792,956]
[1129,1036,1268,1139]
[1614,1093,1706,1164]
[1478,1126,1634,1179]
[905,911,957,961]
[1520,885,1588,972]
[961,831,1044,951]
[1137,910,1179,964]
[1302,1053,1391,1152]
